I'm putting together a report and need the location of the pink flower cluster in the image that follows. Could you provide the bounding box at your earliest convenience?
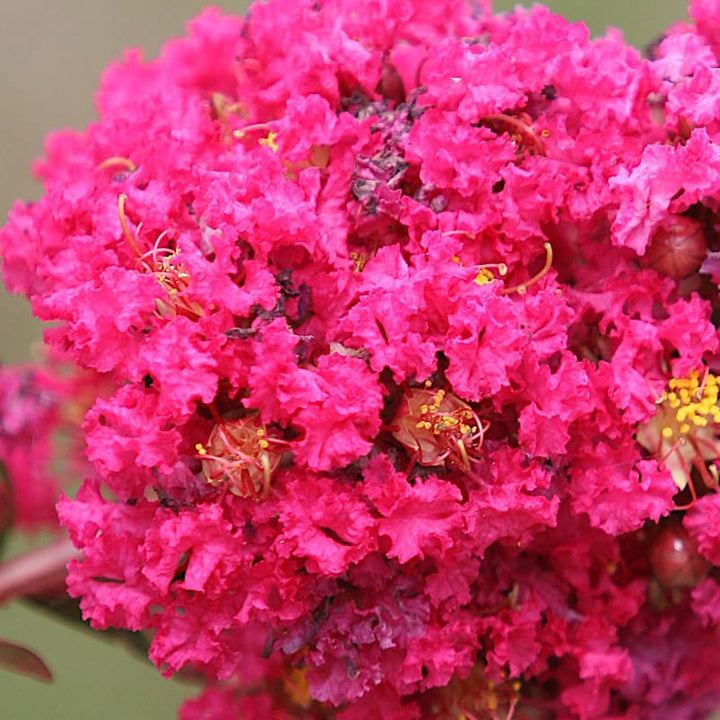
[0,354,94,531]
[4,0,720,717]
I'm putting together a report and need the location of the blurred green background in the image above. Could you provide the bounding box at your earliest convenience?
[0,0,700,718]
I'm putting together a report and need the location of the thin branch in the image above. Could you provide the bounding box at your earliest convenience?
[0,536,79,604]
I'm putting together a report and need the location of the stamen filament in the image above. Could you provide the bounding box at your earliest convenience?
[98,156,137,172]
[480,113,547,156]
[117,194,143,258]
[196,412,287,499]
[502,243,553,295]
[233,122,273,139]
[391,386,487,471]
[688,436,719,488]
[638,368,720,506]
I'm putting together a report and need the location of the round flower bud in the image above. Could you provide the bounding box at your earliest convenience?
[645,216,707,280]
[649,524,710,589]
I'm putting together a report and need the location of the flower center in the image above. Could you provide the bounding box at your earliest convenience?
[445,234,552,294]
[477,111,547,157]
[637,369,720,496]
[390,386,486,471]
[195,414,286,499]
[427,661,524,720]
[118,194,204,320]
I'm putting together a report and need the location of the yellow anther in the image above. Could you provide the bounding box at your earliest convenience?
[349,251,367,273]
[474,268,496,285]
[195,443,207,455]
[637,369,720,494]
[259,131,279,151]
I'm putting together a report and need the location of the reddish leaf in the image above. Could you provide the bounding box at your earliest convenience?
[0,638,52,683]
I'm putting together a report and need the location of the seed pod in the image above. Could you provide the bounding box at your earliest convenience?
[648,524,710,589]
[645,216,707,280]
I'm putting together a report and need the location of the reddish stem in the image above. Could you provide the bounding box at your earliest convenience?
[0,536,79,604]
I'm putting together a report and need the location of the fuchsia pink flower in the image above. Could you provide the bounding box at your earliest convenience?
[6,0,720,717]
[0,353,95,531]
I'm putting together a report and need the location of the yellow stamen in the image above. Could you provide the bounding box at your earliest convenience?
[390,387,487,470]
[117,196,205,321]
[259,131,279,152]
[233,122,273,140]
[117,194,143,258]
[502,242,553,295]
[350,251,367,273]
[637,369,720,494]
[197,414,287,499]
[474,268,496,285]
[98,156,137,172]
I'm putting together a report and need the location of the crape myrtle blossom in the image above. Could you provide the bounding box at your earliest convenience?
[0,353,96,683]
[5,0,720,717]
[0,352,95,531]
